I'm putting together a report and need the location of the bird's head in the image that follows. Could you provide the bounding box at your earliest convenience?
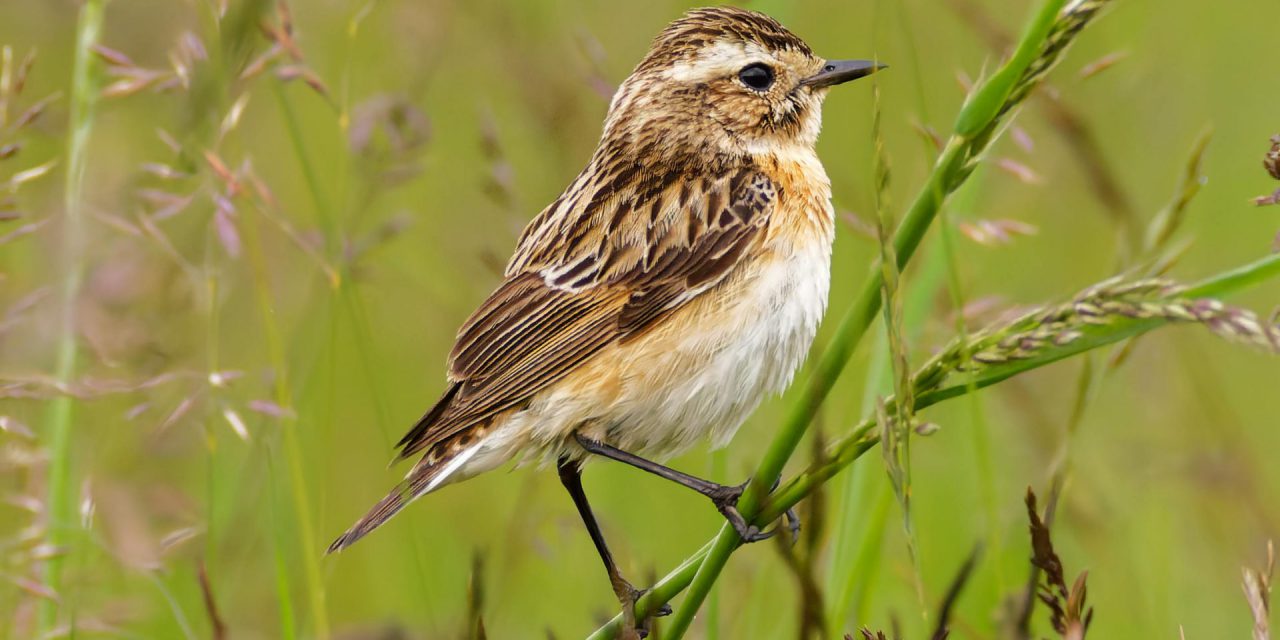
[601,6,882,168]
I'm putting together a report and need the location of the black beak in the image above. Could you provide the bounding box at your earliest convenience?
[801,59,886,89]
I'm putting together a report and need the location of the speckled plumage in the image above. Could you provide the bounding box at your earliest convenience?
[331,6,868,553]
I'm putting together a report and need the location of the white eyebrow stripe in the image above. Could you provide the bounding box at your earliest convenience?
[663,40,774,83]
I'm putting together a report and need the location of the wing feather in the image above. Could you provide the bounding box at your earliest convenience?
[395,165,776,460]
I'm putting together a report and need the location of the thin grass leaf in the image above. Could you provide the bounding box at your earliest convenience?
[953,0,1068,136]
[1077,50,1128,79]
[870,82,928,621]
[1144,128,1213,256]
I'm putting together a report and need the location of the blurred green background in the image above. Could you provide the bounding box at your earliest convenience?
[2,0,1278,638]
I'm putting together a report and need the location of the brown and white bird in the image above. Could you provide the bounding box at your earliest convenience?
[330,4,880,627]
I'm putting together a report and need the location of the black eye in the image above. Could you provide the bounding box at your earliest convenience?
[738,63,774,91]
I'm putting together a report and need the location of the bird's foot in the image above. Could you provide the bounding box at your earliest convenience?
[614,579,672,639]
[706,477,803,544]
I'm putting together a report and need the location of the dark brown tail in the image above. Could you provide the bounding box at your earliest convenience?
[327,443,479,553]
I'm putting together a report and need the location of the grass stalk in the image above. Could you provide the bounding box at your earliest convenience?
[273,72,438,628]
[870,81,929,622]
[241,191,329,639]
[267,452,299,640]
[937,167,1005,594]
[659,1,1100,635]
[704,447,727,640]
[37,0,105,632]
[823,331,889,628]
[272,82,341,259]
[824,227,948,628]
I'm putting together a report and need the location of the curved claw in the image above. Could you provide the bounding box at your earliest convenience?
[631,601,673,638]
[782,506,802,544]
[708,477,803,544]
[634,588,673,618]
[623,586,672,639]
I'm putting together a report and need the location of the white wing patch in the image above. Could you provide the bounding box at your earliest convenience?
[420,442,483,495]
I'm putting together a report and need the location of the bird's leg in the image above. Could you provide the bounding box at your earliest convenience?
[573,433,800,543]
[557,457,671,638]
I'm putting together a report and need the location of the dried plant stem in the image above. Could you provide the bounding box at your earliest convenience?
[38,0,104,633]
[657,1,1104,636]
[590,250,1280,640]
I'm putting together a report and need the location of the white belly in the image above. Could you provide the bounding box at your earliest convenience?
[615,243,828,458]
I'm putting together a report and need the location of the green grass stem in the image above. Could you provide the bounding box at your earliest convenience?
[38,0,105,632]
[241,192,329,639]
[588,193,1278,640]
[658,1,1103,635]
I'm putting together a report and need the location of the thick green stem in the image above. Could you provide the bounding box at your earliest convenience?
[39,0,105,632]
[590,251,1280,639]
[661,2,1073,635]
[661,132,972,636]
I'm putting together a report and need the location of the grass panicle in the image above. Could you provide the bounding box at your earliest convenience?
[1025,489,1093,639]
[1256,134,1280,210]
[763,253,1280,524]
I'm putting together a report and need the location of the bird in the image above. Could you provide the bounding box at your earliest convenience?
[329,5,881,632]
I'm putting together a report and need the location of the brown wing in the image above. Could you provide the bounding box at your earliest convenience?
[394,166,777,460]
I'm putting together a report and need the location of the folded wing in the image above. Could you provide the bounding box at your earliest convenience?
[395,166,778,461]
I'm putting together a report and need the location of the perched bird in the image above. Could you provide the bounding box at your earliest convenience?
[330,4,881,630]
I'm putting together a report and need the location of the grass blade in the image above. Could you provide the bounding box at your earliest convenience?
[38,0,105,633]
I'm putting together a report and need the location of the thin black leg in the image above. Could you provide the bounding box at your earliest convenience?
[573,433,799,543]
[557,457,632,597]
[557,457,670,638]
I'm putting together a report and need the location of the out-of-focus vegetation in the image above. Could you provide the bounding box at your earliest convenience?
[1,1,1278,638]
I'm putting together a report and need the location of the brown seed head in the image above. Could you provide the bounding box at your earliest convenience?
[1265,134,1280,180]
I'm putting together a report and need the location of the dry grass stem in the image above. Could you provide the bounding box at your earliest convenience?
[1243,541,1274,640]
[1256,135,1280,208]
[197,560,227,640]
[1026,489,1093,639]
